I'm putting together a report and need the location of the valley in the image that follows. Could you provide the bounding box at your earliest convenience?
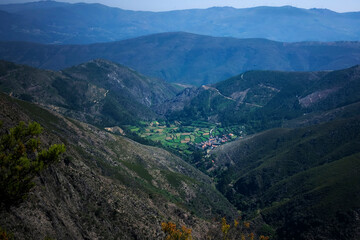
[1,58,359,239]
[0,1,360,240]
[0,57,360,239]
[0,92,237,240]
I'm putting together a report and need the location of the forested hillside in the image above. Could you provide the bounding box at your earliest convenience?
[211,114,360,239]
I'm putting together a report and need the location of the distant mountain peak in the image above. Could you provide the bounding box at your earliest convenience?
[0,2,359,43]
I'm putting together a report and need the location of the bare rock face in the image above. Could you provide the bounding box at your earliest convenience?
[299,88,339,108]
[105,126,126,135]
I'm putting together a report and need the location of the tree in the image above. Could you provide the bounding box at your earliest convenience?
[0,121,65,207]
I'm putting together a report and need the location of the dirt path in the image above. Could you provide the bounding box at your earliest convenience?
[202,85,235,101]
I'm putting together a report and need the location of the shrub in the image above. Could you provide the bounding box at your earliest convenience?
[161,222,192,240]
[0,121,65,207]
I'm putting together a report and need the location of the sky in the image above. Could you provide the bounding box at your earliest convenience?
[1,0,360,13]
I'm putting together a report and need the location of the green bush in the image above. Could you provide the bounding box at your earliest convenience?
[0,121,65,207]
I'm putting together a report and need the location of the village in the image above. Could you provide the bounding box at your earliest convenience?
[196,131,236,153]
[126,121,243,155]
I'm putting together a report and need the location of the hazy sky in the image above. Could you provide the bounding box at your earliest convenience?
[1,0,360,12]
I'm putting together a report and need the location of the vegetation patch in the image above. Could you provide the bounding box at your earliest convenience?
[122,161,153,183]
[0,121,65,207]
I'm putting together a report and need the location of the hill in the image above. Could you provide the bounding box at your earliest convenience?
[0,92,236,239]
[0,2,360,43]
[210,114,360,239]
[1,33,360,85]
[0,59,179,126]
[164,65,360,132]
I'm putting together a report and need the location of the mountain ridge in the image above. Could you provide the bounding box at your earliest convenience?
[0,1,360,44]
[1,32,360,85]
[0,59,179,127]
[163,65,360,132]
[2,59,360,132]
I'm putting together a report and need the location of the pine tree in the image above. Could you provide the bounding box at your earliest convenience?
[0,121,65,207]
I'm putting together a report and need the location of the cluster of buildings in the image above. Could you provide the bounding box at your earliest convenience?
[197,133,235,152]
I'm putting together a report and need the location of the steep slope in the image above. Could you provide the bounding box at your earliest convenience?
[262,154,360,240]
[0,92,236,239]
[0,2,360,43]
[62,59,178,108]
[211,115,360,239]
[1,33,360,85]
[0,60,179,126]
[165,65,360,132]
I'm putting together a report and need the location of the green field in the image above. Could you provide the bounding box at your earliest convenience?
[126,121,243,155]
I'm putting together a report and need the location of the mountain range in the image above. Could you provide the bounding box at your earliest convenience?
[0,1,360,44]
[3,59,360,133]
[1,1,360,239]
[0,59,360,239]
[1,32,360,85]
[164,65,360,132]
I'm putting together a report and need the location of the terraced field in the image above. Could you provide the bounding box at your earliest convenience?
[126,121,243,155]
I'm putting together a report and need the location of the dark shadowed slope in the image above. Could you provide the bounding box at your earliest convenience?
[211,114,360,239]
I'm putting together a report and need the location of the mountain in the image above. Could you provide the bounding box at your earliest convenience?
[164,65,360,131]
[1,57,360,239]
[0,2,360,43]
[1,2,360,239]
[0,59,180,126]
[210,114,360,239]
[2,59,360,133]
[167,65,360,239]
[1,33,360,85]
[0,92,236,239]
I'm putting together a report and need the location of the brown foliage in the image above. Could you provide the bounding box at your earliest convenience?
[161,222,192,240]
